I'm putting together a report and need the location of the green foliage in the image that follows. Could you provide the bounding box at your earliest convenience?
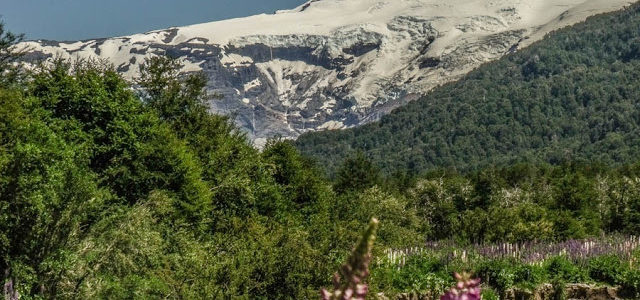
[322,218,378,300]
[372,252,636,297]
[0,53,425,298]
[28,60,212,220]
[334,151,382,194]
[587,255,625,284]
[481,288,500,300]
[0,21,24,86]
[296,3,640,176]
[4,56,638,297]
[551,278,567,300]
[5,4,640,296]
[371,255,451,294]
[620,269,640,298]
[399,162,640,243]
[329,187,421,249]
[513,264,547,290]
[136,56,209,132]
[262,139,332,212]
[0,86,105,297]
[476,259,517,292]
[545,256,589,283]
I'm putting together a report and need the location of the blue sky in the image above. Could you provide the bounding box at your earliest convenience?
[2,0,307,41]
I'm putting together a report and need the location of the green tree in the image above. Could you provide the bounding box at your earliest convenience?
[334,151,382,194]
[0,20,25,86]
[262,139,332,211]
[29,60,212,221]
[137,56,218,137]
[0,88,104,297]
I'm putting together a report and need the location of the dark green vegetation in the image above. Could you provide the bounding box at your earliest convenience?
[0,21,24,87]
[295,3,640,176]
[382,159,640,242]
[2,4,640,298]
[0,26,421,298]
[371,249,640,298]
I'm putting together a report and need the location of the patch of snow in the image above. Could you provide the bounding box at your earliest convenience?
[59,41,89,52]
[220,53,254,66]
[320,99,337,110]
[19,0,636,142]
[243,78,261,91]
[318,120,345,130]
[181,59,205,72]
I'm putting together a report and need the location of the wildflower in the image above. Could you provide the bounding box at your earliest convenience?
[440,272,481,300]
[321,218,378,300]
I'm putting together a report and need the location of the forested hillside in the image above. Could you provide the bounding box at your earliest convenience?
[296,3,640,176]
[2,4,640,298]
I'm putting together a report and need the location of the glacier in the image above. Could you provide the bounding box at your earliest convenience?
[18,0,636,146]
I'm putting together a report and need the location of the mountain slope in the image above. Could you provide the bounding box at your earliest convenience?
[295,3,640,175]
[19,0,635,144]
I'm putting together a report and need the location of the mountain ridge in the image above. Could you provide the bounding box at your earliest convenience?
[295,2,640,175]
[18,0,635,145]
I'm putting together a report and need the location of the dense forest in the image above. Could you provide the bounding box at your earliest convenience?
[1,4,640,299]
[296,3,640,176]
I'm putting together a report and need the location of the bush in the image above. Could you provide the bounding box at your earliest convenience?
[545,256,589,283]
[475,259,517,293]
[513,264,546,289]
[396,256,449,293]
[587,255,625,284]
[481,288,500,300]
[620,269,640,298]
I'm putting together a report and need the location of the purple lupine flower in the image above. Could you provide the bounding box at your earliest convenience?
[322,218,378,300]
[440,272,481,300]
[3,278,19,300]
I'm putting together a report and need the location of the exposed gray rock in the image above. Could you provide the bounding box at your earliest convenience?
[17,0,636,145]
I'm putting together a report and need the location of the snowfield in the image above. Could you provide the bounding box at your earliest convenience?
[19,0,636,144]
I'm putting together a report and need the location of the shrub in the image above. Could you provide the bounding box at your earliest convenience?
[513,264,546,289]
[620,269,640,298]
[388,256,450,293]
[475,259,516,293]
[587,255,625,284]
[544,256,588,283]
[481,288,500,300]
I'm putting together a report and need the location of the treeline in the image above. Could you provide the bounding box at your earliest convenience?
[295,3,640,176]
[335,152,640,243]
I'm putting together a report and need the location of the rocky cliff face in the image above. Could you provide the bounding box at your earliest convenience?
[19,0,635,145]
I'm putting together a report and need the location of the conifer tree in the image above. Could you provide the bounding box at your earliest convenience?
[0,20,24,86]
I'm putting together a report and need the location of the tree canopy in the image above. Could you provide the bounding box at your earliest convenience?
[295,3,640,176]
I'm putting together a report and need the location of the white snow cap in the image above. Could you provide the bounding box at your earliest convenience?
[17,0,636,141]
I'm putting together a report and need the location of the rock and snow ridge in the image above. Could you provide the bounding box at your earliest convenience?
[19,0,636,146]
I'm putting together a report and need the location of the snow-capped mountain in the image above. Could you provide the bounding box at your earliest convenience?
[19,0,635,145]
